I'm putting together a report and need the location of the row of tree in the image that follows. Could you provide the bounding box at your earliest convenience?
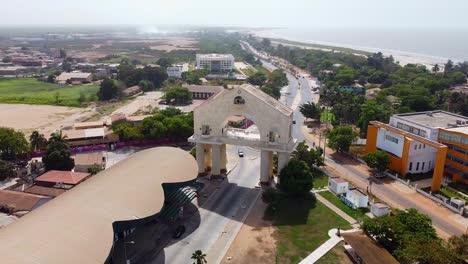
[113,108,193,141]
[363,208,467,263]
[246,69,289,99]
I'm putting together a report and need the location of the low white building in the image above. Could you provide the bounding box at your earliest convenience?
[196,54,234,73]
[328,177,349,194]
[346,188,368,208]
[56,71,92,85]
[370,203,389,217]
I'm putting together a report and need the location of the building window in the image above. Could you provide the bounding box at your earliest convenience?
[414,145,417,150]
[234,96,245,105]
[418,144,422,149]
[385,134,399,144]
[416,162,420,171]
[201,125,211,135]
[428,160,431,169]
[422,162,425,171]
[409,162,413,170]
[423,144,426,149]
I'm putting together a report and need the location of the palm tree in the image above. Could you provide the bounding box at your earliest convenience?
[191,250,207,264]
[30,130,47,151]
[49,131,67,143]
[432,64,440,73]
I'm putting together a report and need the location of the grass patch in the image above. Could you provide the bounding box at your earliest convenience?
[243,66,271,77]
[424,186,468,203]
[265,193,351,264]
[316,241,352,264]
[448,182,468,196]
[319,191,369,221]
[0,78,99,107]
[312,168,329,189]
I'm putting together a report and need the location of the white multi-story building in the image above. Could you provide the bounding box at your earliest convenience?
[167,63,189,78]
[196,54,234,73]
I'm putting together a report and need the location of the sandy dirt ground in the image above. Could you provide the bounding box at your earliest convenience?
[221,198,276,264]
[0,103,95,136]
[110,92,163,117]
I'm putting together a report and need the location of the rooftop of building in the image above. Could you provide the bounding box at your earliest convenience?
[34,170,90,185]
[73,121,105,129]
[372,203,389,209]
[330,177,347,183]
[62,127,108,140]
[183,84,224,94]
[73,152,105,166]
[0,190,49,212]
[349,188,367,197]
[0,147,198,264]
[126,115,151,122]
[56,71,92,81]
[23,185,67,198]
[342,231,399,264]
[196,53,234,60]
[445,126,468,134]
[393,110,468,129]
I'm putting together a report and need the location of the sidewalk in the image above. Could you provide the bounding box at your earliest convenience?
[299,228,359,264]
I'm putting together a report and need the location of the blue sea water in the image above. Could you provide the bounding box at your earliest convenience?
[259,28,468,63]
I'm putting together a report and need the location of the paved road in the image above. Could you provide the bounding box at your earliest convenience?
[152,146,261,264]
[285,65,466,237]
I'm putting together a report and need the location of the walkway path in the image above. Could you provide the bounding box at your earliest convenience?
[315,193,359,226]
[299,228,358,264]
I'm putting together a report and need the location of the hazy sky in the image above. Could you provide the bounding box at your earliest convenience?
[1,0,467,29]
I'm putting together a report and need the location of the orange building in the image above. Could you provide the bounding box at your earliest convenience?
[366,111,467,191]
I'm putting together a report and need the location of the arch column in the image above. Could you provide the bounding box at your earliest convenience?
[220,144,227,173]
[211,144,221,176]
[204,144,212,171]
[260,150,273,184]
[277,152,291,183]
[195,143,205,174]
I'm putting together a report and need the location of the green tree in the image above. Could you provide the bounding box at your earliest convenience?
[191,250,207,264]
[362,208,438,254]
[278,159,313,195]
[444,59,454,75]
[54,91,60,104]
[247,72,267,86]
[292,141,324,167]
[78,91,86,105]
[87,165,102,175]
[447,234,468,260]
[98,78,118,101]
[357,100,389,136]
[362,150,391,173]
[139,80,155,93]
[267,69,288,88]
[165,86,191,105]
[432,64,440,73]
[29,131,48,152]
[156,57,172,68]
[59,49,67,58]
[299,102,321,120]
[42,132,75,171]
[47,74,56,83]
[327,126,357,153]
[0,160,15,181]
[2,56,12,63]
[0,127,29,160]
[449,72,467,85]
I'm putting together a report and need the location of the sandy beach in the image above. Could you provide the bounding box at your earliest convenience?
[253,29,449,68]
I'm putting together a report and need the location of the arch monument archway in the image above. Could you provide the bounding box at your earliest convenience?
[189,84,296,184]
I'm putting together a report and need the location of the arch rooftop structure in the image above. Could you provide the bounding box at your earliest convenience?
[189,84,296,183]
[0,147,199,264]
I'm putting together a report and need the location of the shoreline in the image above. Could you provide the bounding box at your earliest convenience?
[251,29,451,68]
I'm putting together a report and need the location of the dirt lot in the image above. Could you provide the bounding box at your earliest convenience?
[221,198,276,264]
[0,103,89,136]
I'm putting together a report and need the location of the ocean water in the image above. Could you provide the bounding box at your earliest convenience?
[257,28,468,63]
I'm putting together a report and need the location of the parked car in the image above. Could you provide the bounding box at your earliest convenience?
[172,225,186,239]
[373,172,387,179]
[238,150,244,157]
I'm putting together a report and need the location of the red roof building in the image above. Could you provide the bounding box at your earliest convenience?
[34,170,90,188]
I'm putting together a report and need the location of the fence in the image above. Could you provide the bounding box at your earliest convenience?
[416,188,465,215]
